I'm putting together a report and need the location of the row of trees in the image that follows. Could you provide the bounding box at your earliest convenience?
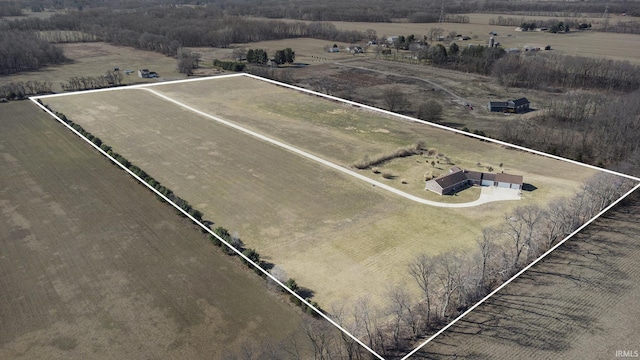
[212,59,246,72]
[0,30,66,75]
[60,70,124,91]
[491,52,640,92]
[176,47,201,75]
[501,90,640,167]
[0,80,52,99]
[412,43,506,75]
[318,171,635,357]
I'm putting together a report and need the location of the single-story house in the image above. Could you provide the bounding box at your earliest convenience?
[425,167,523,195]
[424,167,469,195]
[487,97,530,113]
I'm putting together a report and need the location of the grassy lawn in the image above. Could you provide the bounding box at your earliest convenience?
[0,101,307,359]
[40,76,603,308]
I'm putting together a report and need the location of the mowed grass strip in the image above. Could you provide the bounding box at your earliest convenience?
[0,101,306,359]
[42,79,598,308]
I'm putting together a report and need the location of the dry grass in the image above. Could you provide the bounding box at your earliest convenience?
[0,101,307,359]
[41,76,602,309]
[0,42,186,92]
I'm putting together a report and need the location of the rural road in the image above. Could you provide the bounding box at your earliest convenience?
[139,87,517,208]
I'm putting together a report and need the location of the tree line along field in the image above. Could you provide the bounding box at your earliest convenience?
[0,101,310,359]
[416,191,640,359]
[39,75,608,310]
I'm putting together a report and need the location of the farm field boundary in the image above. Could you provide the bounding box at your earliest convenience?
[33,73,640,184]
[31,74,640,359]
[27,97,385,360]
[402,181,640,359]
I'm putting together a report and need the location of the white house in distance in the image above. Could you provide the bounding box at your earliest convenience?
[425,166,523,195]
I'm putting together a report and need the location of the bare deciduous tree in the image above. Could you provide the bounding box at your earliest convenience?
[382,86,409,112]
[408,254,435,324]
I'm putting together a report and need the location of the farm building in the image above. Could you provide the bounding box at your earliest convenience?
[487,97,530,113]
[137,69,150,78]
[425,167,523,195]
[137,69,159,78]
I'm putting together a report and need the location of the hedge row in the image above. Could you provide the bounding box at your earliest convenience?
[212,59,245,72]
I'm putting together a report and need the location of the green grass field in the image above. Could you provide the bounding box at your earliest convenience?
[40,76,602,308]
[0,101,308,359]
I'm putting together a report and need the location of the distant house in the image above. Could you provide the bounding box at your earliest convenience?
[425,167,523,195]
[387,36,399,44]
[488,97,530,113]
[137,69,150,78]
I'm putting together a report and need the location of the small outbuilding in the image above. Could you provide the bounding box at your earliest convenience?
[137,69,150,78]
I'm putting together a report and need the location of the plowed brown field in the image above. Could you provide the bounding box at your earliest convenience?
[0,101,307,359]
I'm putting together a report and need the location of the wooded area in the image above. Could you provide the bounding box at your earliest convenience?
[0,30,66,75]
[1,8,364,57]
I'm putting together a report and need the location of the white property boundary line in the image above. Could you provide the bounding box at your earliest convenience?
[401,181,640,359]
[28,97,385,360]
[32,73,640,183]
[31,74,640,359]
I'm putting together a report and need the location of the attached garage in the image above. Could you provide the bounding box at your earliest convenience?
[481,179,494,186]
[495,173,524,191]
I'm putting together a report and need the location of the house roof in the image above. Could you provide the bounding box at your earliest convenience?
[464,170,483,182]
[426,168,523,192]
[510,97,530,106]
[433,169,468,189]
[495,172,523,185]
[489,101,509,108]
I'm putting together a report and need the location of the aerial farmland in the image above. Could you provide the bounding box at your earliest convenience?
[37,74,617,313]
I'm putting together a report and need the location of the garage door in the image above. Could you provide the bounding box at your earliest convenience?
[497,182,510,188]
[510,183,520,189]
[481,179,494,186]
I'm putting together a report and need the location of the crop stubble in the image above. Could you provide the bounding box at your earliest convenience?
[0,101,305,359]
